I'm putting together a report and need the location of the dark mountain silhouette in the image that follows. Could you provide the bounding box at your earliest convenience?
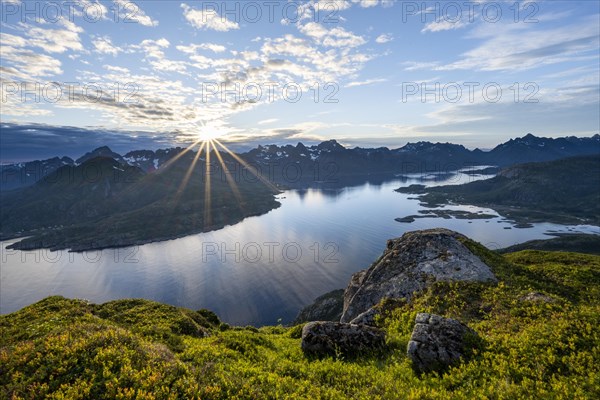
[76,146,125,165]
[1,152,280,251]
[2,134,599,190]
[0,156,74,191]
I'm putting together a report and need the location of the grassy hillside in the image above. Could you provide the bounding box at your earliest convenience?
[498,233,600,255]
[397,155,600,225]
[2,248,599,399]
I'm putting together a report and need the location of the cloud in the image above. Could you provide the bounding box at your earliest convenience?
[176,43,226,54]
[136,38,188,74]
[181,3,239,32]
[113,0,158,26]
[375,34,393,43]
[0,46,63,78]
[345,78,386,87]
[258,118,279,125]
[0,123,178,162]
[72,1,108,20]
[20,19,84,53]
[438,15,600,71]
[422,20,465,33]
[299,0,392,18]
[401,61,440,71]
[352,0,394,7]
[312,0,352,11]
[0,18,84,79]
[298,22,366,48]
[260,34,372,82]
[0,94,53,117]
[386,79,600,147]
[103,65,130,73]
[92,36,122,56]
[352,0,378,8]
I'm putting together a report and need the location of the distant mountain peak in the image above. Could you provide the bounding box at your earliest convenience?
[76,146,124,165]
[92,145,114,152]
[296,142,308,151]
[80,155,120,166]
[317,139,345,151]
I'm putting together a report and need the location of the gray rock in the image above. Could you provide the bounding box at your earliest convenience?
[349,307,379,325]
[340,229,496,322]
[348,298,406,326]
[293,289,344,324]
[407,313,476,373]
[520,292,555,303]
[301,321,386,357]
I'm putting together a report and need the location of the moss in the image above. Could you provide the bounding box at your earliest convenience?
[1,250,599,399]
[287,324,304,339]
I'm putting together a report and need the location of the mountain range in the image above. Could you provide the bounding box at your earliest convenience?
[1,133,599,251]
[2,133,599,191]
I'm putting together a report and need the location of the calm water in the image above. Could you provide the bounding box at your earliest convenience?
[2,171,598,325]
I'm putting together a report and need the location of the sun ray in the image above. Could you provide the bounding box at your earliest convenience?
[175,140,206,198]
[203,141,213,229]
[209,140,245,211]
[158,138,203,173]
[213,139,281,193]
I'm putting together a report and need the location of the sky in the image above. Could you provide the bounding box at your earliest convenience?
[1,0,599,161]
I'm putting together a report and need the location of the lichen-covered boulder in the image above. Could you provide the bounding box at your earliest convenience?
[301,321,386,357]
[341,229,496,322]
[407,313,477,373]
[293,289,344,324]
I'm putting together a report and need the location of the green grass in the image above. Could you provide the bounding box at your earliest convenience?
[2,249,600,399]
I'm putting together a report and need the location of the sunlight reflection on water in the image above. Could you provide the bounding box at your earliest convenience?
[2,171,598,325]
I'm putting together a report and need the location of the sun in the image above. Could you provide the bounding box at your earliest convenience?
[197,122,227,142]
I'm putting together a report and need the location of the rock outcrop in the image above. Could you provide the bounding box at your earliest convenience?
[407,313,477,373]
[301,321,386,357]
[520,291,555,303]
[340,229,496,323]
[293,289,344,324]
[349,307,379,326]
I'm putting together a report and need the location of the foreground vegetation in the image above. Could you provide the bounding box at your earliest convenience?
[2,247,599,399]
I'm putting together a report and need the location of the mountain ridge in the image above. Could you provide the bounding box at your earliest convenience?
[2,133,599,190]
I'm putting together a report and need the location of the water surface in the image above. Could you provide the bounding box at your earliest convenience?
[2,171,598,325]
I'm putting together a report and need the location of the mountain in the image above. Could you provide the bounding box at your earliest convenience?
[239,139,484,189]
[123,147,185,172]
[76,146,125,165]
[397,155,600,225]
[2,134,599,190]
[487,133,600,165]
[2,231,599,398]
[0,156,74,191]
[0,151,280,251]
[1,157,145,236]
[235,134,599,187]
